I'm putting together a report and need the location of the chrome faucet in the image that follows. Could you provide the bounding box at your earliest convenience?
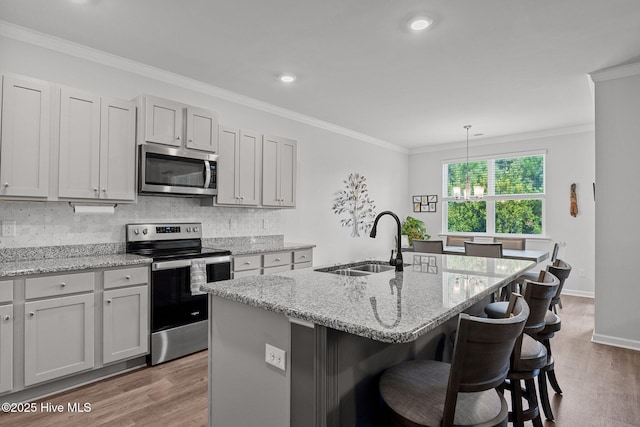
[369,210,403,272]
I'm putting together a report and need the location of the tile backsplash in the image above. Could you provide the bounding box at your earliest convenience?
[0,196,283,249]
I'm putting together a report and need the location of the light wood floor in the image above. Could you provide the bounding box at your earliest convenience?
[1,295,638,426]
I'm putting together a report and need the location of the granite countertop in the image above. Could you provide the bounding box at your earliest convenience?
[202,253,535,344]
[215,242,316,256]
[0,253,152,278]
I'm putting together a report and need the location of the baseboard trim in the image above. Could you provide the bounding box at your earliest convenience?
[591,333,640,352]
[561,289,594,298]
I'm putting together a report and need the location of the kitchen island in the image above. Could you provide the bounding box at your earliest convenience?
[202,253,536,427]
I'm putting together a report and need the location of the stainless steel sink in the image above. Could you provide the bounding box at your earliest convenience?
[314,260,400,276]
[349,263,395,273]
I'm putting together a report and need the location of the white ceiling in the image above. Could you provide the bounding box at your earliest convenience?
[1,0,640,149]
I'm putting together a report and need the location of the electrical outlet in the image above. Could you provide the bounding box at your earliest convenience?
[265,343,286,371]
[1,221,16,237]
[263,219,269,229]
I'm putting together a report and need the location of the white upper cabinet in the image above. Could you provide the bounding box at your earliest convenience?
[99,98,136,201]
[138,95,218,153]
[262,135,297,207]
[217,126,261,206]
[186,106,219,153]
[58,87,101,199]
[58,88,136,201]
[142,95,183,147]
[0,75,51,199]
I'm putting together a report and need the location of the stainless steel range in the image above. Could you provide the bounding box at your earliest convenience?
[125,222,231,365]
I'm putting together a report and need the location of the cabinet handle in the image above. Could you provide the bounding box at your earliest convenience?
[240,196,245,200]
[176,136,181,140]
[243,261,251,265]
[125,275,131,280]
[102,188,106,192]
[189,138,193,142]
[3,315,9,321]
[275,258,281,262]
[94,188,98,192]
[106,299,112,304]
[29,312,35,317]
[60,282,66,288]
[3,182,8,187]
[301,255,307,259]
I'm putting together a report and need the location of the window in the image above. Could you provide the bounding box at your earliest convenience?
[442,152,545,236]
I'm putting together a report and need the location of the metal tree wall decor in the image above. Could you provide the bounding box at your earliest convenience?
[332,173,377,237]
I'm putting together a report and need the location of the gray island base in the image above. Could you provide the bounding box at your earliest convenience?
[202,254,536,427]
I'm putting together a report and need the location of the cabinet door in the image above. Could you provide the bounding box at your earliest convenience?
[0,75,50,198]
[24,294,94,386]
[186,106,219,153]
[103,286,148,364]
[216,126,239,205]
[262,135,280,207]
[143,95,183,147]
[262,135,296,207]
[0,305,12,394]
[100,97,136,201]
[238,130,261,206]
[279,138,297,207]
[58,87,101,199]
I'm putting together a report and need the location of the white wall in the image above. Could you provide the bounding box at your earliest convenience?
[592,64,640,350]
[408,131,596,297]
[0,35,409,265]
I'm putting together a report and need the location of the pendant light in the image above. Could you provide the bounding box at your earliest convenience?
[453,125,484,200]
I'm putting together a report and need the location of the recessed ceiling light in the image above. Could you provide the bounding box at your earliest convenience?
[69,0,97,4]
[279,74,296,84]
[409,16,433,31]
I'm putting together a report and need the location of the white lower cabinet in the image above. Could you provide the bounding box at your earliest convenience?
[0,304,13,394]
[103,285,148,364]
[24,293,95,386]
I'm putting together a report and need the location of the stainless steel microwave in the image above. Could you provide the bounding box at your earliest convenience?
[139,144,218,196]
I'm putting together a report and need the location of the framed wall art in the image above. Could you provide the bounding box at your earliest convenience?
[413,195,437,212]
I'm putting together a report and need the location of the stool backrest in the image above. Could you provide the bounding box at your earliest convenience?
[412,239,444,254]
[548,259,572,300]
[521,270,559,334]
[464,241,503,258]
[443,294,528,425]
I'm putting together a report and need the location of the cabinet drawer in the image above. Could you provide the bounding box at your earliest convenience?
[26,272,94,300]
[293,261,313,270]
[293,249,313,264]
[263,252,291,268]
[0,281,12,303]
[104,266,148,289]
[233,269,261,279]
[234,255,261,272]
[263,265,292,275]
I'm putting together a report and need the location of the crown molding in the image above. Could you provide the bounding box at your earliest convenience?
[409,123,595,154]
[0,20,408,154]
[590,61,640,83]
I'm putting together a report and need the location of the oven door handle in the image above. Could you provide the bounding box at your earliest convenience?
[152,255,231,271]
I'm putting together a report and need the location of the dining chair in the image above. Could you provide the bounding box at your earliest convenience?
[412,239,444,254]
[484,271,559,427]
[494,237,526,250]
[446,235,471,247]
[464,241,504,259]
[379,294,529,427]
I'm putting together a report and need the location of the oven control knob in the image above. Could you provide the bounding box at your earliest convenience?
[186,227,192,232]
[194,227,199,232]
[133,229,140,235]
[142,228,148,235]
